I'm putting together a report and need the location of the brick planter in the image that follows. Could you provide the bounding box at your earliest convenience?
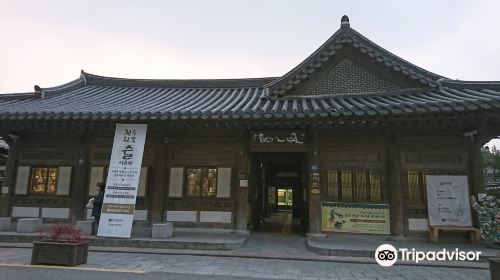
[31,241,88,266]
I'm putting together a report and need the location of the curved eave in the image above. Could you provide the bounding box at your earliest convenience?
[40,75,87,95]
[2,86,500,121]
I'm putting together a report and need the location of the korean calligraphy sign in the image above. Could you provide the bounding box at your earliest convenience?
[250,130,306,145]
[98,124,147,238]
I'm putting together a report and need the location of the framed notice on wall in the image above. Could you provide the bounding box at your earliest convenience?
[426,175,472,227]
[321,202,390,234]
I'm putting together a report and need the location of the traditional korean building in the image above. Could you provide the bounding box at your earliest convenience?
[1,16,500,237]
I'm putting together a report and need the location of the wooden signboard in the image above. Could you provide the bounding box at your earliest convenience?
[250,130,306,145]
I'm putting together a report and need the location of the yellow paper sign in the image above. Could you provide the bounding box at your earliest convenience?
[322,202,390,234]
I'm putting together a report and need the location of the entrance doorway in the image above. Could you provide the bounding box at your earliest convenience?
[249,153,307,234]
[277,188,293,209]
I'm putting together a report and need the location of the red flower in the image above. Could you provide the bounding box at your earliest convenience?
[38,224,89,244]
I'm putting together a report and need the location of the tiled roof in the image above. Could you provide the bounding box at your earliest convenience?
[263,16,444,99]
[1,16,500,122]
[1,71,500,121]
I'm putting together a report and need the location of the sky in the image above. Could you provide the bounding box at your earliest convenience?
[1,0,500,144]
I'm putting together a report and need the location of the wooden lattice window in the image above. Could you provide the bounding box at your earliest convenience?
[326,170,383,202]
[30,167,59,194]
[407,171,426,204]
[185,167,217,197]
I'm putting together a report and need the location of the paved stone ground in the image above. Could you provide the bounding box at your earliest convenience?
[0,247,491,280]
[0,212,494,279]
[0,225,249,250]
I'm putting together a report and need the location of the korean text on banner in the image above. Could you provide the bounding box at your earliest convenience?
[97,124,147,238]
[426,175,472,227]
[321,202,390,234]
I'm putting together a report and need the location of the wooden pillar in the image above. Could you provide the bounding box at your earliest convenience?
[151,140,166,223]
[308,132,322,235]
[468,141,485,195]
[263,166,269,218]
[0,138,18,217]
[249,154,261,229]
[235,133,249,230]
[70,134,89,222]
[387,136,404,236]
[468,135,487,229]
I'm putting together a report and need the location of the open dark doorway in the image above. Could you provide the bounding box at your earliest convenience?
[249,153,308,234]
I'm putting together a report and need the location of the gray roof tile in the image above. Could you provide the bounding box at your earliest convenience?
[2,20,500,122]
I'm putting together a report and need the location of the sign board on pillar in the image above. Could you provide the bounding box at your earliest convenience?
[98,124,147,238]
[310,172,320,194]
[426,175,472,227]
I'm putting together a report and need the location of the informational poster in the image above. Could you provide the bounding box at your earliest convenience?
[321,202,390,234]
[426,175,472,227]
[98,124,147,238]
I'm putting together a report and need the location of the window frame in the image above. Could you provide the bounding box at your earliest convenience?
[29,166,59,195]
[184,166,218,198]
[325,169,384,203]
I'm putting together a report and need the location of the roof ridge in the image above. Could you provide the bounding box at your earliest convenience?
[82,71,278,88]
[439,79,500,88]
[347,28,444,81]
[263,16,446,99]
[263,28,344,90]
[0,92,41,101]
[39,75,86,94]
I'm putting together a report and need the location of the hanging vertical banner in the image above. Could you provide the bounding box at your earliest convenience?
[98,124,147,238]
[426,175,472,227]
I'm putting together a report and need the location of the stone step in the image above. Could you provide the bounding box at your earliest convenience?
[0,227,249,251]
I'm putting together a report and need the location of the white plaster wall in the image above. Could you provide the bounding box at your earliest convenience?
[216,168,231,198]
[14,166,30,195]
[133,210,148,221]
[408,218,429,231]
[200,211,232,223]
[41,207,70,219]
[56,167,72,195]
[88,167,104,196]
[166,210,196,222]
[12,206,39,217]
[168,168,184,197]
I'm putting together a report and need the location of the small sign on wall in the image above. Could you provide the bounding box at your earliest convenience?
[310,172,320,194]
